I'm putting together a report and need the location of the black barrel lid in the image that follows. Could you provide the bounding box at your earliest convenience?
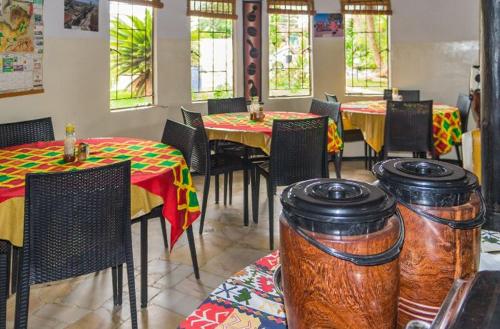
[281,179,396,232]
[373,159,479,207]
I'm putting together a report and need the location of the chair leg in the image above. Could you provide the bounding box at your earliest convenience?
[112,265,124,306]
[140,217,148,308]
[334,152,342,179]
[456,145,462,166]
[14,250,30,329]
[159,215,169,250]
[364,142,368,169]
[243,169,249,227]
[11,247,20,295]
[214,175,220,204]
[223,172,228,206]
[267,179,274,250]
[228,172,233,205]
[199,175,211,235]
[186,226,200,279]
[0,246,8,329]
[252,167,260,224]
[125,251,138,329]
[112,266,118,306]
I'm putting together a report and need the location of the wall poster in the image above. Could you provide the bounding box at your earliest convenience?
[64,0,99,32]
[313,13,343,38]
[0,0,44,98]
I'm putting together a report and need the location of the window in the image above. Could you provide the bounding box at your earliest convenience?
[269,14,311,97]
[190,17,234,102]
[110,2,154,110]
[345,14,390,95]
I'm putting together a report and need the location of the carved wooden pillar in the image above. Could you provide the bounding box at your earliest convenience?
[481,0,500,231]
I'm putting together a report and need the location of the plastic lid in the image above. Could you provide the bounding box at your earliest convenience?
[65,123,75,134]
[280,179,396,235]
[373,159,478,207]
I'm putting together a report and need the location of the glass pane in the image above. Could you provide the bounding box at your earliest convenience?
[110,1,154,110]
[190,17,233,101]
[345,14,390,95]
[269,14,311,98]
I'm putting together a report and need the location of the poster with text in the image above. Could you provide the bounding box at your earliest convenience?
[64,0,99,32]
[0,0,44,96]
[314,13,343,38]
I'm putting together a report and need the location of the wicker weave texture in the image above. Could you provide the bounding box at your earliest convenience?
[207,97,247,115]
[269,117,329,187]
[0,117,54,148]
[15,162,138,329]
[384,100,434,155]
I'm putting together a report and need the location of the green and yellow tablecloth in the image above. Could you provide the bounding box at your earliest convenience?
[203,111,343,154]
[341,101,462,156]
[0,137,200,248]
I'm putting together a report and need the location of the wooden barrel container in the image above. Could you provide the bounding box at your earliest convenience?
[280,179,404,329]
[373,159,484,328]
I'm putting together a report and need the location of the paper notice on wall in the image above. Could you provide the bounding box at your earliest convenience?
[0,0,44,96]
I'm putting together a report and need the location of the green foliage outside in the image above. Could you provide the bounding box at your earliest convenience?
[345,15,390,95]
[191,17,234,102]
[269,14,311,97]
[110,8,153,110]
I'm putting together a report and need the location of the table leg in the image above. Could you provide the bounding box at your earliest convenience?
[140,217,148,308]
[243,148,249,226]
[0,240,10,329]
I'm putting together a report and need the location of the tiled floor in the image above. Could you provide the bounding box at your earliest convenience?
[5,161,374,329]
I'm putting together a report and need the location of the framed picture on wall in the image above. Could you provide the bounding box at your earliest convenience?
[64,0,99,32]
[313,13,343,38]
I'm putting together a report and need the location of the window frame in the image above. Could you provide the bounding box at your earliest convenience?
[190,16,235,103]
[343,14,391,96]
[268,13,313,99]
[109,1,156,111]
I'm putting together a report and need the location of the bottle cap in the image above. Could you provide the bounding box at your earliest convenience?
[65,123,75,134]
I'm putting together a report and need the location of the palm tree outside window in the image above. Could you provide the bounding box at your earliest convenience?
[110,1,154,110]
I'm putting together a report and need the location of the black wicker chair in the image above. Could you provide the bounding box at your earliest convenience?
[310,99,342,178]
[208,97,247,115]
[0,117,55,298]
[207,97,263,207]
[455,93,472,165]
[132,120,200,308]
[0,241,9,329]
[324,92,338,103]
[255,117,329,250]
[0,117,54,148]
[181,107,250,235]
[14,162,137,329]
[383,89,420,102]
[383,100,434,159]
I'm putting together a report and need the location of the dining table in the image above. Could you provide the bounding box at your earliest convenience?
[0,137,200,325]
[179,230,500,329]
[202,111,344,155]
[341,100,462,156]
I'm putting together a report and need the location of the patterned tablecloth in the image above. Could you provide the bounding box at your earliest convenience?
[0,137,200,248]
[203,112,343,155]
[180,230,500,329]
[341,100,462,155]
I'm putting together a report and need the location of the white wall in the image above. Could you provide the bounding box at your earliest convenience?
[0,0,480,157]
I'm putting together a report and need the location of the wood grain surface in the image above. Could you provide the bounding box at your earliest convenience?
[280,216,401,329]
[397,193,481,328]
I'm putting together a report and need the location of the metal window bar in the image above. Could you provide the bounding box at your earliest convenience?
[187,0,237,20]
[110,2,154,106]
[345,14,389,93]
[191,17,233,100]
[341,0,392,15]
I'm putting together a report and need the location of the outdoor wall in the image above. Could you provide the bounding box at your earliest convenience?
[0,0,479,158]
